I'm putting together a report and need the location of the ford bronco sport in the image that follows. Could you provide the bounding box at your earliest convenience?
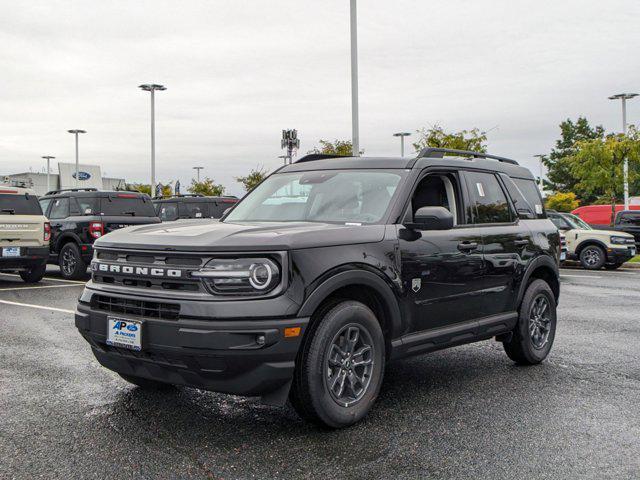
[0,186,50,283]
[39,189,160,279]
[75,148,561,428]
[548,210,635,270]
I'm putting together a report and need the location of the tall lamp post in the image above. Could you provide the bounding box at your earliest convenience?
[139,83,166,197]
[393,132,411,157]
[533,154,546,191]
[193,166,204,182]
[609,92,638,209]
[42,156,55,192]
[67,130,86,187]
[350,0,360,157]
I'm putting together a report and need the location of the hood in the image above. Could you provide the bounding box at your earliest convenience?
[572,228,634,238]
[94,219,387,252]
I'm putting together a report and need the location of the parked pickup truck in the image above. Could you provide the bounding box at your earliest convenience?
[613,210,640,249]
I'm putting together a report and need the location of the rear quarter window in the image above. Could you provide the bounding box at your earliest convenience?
[507,177,545,219]
[0,193,43,216]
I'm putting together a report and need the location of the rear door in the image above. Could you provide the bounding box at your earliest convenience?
[0,192,44,247]
[47,197,70,250]
[461,170,532,317]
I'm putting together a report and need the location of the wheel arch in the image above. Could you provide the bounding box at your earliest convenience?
[55,232,82,253]
[297,269,403,357]
[517,255,560,305]
[575,239,608,257]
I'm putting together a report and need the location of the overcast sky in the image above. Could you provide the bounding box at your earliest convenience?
[1,0,638,196]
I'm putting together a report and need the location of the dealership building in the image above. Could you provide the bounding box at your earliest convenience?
[2,163,125,196]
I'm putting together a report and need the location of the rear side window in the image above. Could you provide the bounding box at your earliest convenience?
[75,197,100,215]
[180,202,208,219]
[512,178,545,219]
[49,198,70,219]
[101,195,156,217]
[0,193,43,215]
[464,171,513,224]
[157,202,178,221]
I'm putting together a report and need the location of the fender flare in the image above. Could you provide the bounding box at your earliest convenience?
[574,238,609,256]
[298,269,403,339]
[516,254,559,304]
[55,232,82,254]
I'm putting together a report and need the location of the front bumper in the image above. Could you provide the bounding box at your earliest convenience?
[75,290,309,398]
[607,246,635,264]
[0,246,49,271]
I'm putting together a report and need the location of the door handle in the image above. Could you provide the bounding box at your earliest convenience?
[514,239,529,246]
[457,241,478,252]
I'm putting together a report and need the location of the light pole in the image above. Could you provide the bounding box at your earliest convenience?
[533,154,546,191]
[193,166,204,182]
[42,156,55,192]
[281,129,300,164]
[139,83,166,197]
[350,0,360,157]
[67,130,86,187]
[393,132,411,157]
[278,155,288,166]
[609,92,638,209]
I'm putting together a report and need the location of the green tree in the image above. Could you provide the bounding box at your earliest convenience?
[570,128,640,225]
[309,139,355,156]
[187,177,225,196]
[236,166,268,192]
[544,192,580,212]
[543,117,605,201]
[126,183,171,197]
[412,125,487,153]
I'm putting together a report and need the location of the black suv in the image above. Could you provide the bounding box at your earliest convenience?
[75,149,560,428]
[613,210,640,248]
[39,189,160,279]
[152,194,238,221]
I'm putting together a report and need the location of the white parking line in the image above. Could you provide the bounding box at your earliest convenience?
[0,284,85,292]
[0,273,87,284]
[0,299,74,314]
[560,274,603,279]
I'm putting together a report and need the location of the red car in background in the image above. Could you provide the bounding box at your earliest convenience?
[572,204,640,227]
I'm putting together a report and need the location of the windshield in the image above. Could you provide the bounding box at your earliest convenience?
[225,170,405,224]
[617,213,640,226]
[0,193,42,215]
[563,213,592,230]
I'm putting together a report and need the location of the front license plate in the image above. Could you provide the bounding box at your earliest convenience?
[2,247,20,257]
[630,247,636,257]
[107,317,142,351]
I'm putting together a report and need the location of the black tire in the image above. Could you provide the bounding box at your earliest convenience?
[19,262,47,283]
[579,245,606,270]
[604,263,624,270]
[289,300,385,428]
[118,373,175,391]
[59,243,87,280]
[503,279,557,365]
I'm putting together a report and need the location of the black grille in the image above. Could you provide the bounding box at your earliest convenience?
[93,295,180,320]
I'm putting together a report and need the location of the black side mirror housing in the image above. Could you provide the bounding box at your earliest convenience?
[404,206,454,231]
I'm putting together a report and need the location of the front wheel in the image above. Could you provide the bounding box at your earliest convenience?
[19,262,47,283]
[59,243,87,280]
[503,279,557,365]
[290,300,385,428]
[579,245,605,270]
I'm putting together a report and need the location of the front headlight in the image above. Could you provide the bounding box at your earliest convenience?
[192,257,281,295]
[610,236,631,245]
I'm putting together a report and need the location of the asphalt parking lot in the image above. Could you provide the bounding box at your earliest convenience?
[1,267,639,480]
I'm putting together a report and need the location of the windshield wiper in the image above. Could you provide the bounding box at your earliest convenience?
[0,209,15,215]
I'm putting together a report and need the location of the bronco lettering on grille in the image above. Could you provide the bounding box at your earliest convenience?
[92,262,183,278]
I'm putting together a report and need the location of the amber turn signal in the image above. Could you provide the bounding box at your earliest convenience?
[284,327,301,338]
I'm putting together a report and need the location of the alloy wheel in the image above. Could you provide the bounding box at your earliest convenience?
[62,249,77,276]
[528,294,552,350]
[583,247,601,267]
[324,324,375,407]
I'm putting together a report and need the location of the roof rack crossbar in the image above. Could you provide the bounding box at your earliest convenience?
[44,187,99,195]
[295,154,350,163]
[417,148,519,165]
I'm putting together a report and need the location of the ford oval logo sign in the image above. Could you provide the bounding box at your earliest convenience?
[72,171,91,181]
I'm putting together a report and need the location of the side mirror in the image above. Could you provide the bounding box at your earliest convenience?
[405,206,454,231]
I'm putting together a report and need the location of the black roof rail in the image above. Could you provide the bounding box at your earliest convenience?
[44,187,99,196]
[152,193,204,200]
[417,148,519,165]
[295,154,350,163]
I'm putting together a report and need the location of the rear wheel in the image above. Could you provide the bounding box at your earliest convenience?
[579,245,605,270]
[290,300,385,428]
[604,262,624,270]
[118,373,175,391]
[19,262,47,283]
[59,243,87,280]
[503,279,557,365]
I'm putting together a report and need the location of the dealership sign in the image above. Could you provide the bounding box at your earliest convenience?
[72,171,92,181]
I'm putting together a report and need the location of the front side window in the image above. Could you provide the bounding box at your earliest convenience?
[224,170,405,224]
[464,171,513,224]
[563,213,591,230]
